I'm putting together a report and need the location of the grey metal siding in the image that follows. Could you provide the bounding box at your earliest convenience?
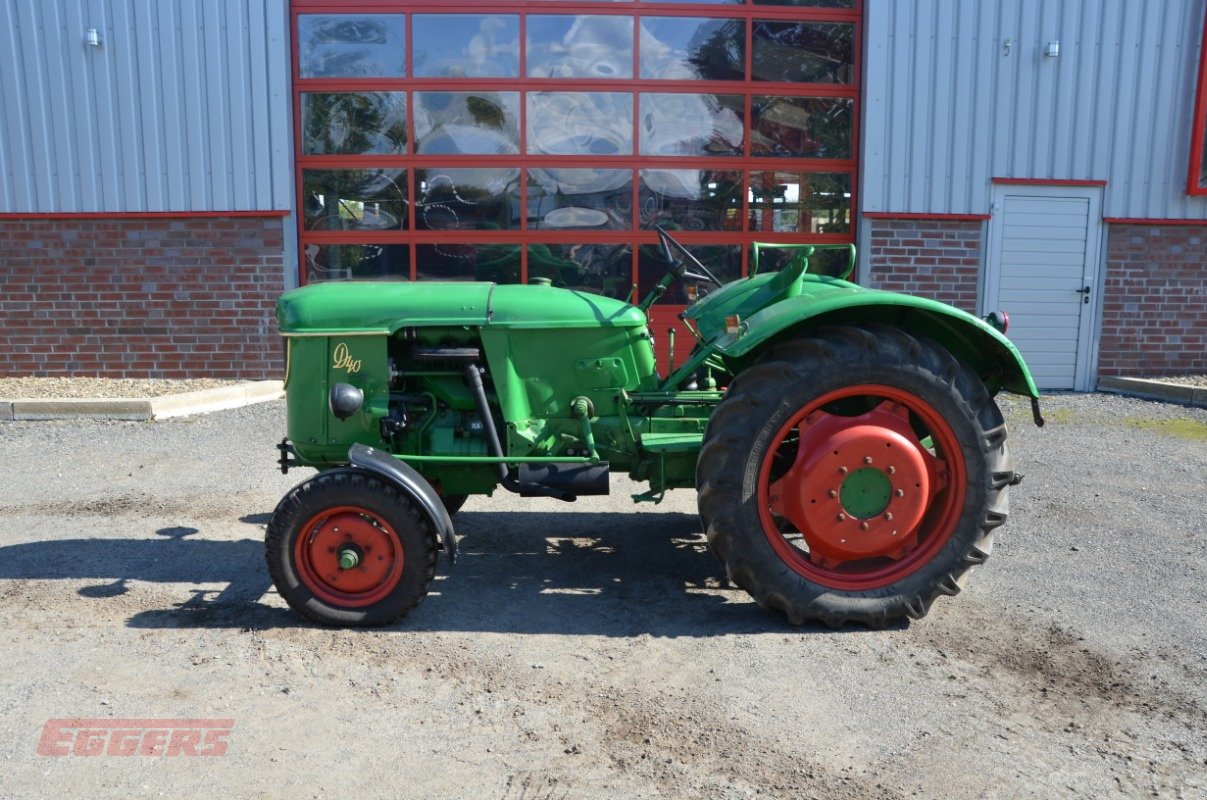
[863,0,1207,220]
[0,0,291,213]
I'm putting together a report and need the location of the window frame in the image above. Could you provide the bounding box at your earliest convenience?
[291,0,862,286]
[1188,11,1207,196]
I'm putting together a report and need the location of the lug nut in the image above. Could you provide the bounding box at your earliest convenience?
[895,489,905,497]
[838,466,848,475]
[860,522,869,531]
[828,489,838,498]
[864,456,873,464]
[887,466,896,474]
[885,512,893,521]
[836,513,847,522]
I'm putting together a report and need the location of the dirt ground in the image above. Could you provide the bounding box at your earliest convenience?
[0,393,1204,799]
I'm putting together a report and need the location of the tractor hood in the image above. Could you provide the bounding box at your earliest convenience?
[277,281,645,335]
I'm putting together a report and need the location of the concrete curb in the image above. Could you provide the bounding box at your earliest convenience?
[2,380,284,421]
[1097,376,1207,408]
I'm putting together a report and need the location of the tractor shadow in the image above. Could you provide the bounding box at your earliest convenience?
[0,510,897,636]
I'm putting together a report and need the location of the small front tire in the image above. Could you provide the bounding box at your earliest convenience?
[266,469,438,626]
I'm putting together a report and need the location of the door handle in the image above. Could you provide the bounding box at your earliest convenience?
[1077,286,1091,304]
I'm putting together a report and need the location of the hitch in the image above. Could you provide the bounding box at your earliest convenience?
[276,438,297,474]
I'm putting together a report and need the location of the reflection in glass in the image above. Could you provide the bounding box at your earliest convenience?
[529,243,633,298]
[415,168,522,231]
[1201,133,1207,188]
[297,15,406,78]
[527,93,633,156]
[304,244,409,283]
[754,0,855,7]
[640,17,745,81]
[301,93,407,155]
[527,16,633,78]
[639,93,743,156]
[414,93,520,156]
[639,170,742,232]
[528,170,631,230]
[749,172,851,234]
[412,15,520,77]
[416,244,523,283]
[751,96,852,159]
[638,245,740,305]
[752,21,855,84]
[303,169,407,231]
[753,243,851,278]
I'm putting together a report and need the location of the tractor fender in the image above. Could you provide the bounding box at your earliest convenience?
[715,291,1041,399]
[346,443,457,563]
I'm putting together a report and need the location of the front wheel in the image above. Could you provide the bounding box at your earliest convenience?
[266,470,438,626]
[696,324,1013,627]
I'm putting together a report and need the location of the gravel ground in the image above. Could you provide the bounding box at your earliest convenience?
[0,393,1203,799]
[0,378,238,399]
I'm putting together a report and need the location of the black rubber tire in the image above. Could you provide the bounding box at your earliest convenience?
[266,469,438,627]
[440,493,469,516]
[696,324,1013,628]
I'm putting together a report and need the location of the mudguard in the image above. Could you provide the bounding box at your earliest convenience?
[347,443,457,563]
[712,287,1041,400]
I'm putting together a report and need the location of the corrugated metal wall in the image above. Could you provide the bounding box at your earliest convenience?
[862,0,1207,220]
[0,0,291,213]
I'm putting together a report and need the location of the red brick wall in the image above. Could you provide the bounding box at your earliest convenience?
[0,216,286,379]
[863,218,983,313]
[1099,224,1207,377]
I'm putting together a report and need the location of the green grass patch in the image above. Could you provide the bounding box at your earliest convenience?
[1121,417,1207,441]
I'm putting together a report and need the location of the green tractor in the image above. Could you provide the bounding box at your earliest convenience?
[268,227,1042,628]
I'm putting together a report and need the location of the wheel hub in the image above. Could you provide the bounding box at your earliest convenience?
[768,401,947,569]
[296,507,403,605]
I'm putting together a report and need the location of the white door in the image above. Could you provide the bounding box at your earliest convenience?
[984,186,1103,391]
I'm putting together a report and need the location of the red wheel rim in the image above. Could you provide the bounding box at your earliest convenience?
[756,384,967,591]
[293,505,405,607]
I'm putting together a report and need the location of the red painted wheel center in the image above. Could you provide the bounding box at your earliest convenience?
[758,387,965,591]
[294,506,404,608]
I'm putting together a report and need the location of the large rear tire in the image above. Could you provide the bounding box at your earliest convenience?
[696,324,1013,627]
[266,470,438,626]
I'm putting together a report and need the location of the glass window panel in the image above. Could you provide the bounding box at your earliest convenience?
[304,244,409,283]
[527,16,633,79]
[751,96,853,159]
[412,15,520,78]
[752,21,855,84]
[639,169,742,232]
[753,243,851,278]
[297,15,406,78]
[754,0,855,7]
[301,93,407,155]
[640,17,745,81]
[638,245,741,305]
[527,93,633,156]
[302,169,407,232]
[415,168,522,231]
[1201,130,1207,188]
[528,243,632,298]
[639,93,743,156]
[749,172,851,234]
[527,169,632,230]
[416,243,523,283]
[414,92,520,156]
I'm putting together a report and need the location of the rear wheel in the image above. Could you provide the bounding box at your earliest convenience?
[266,470,438,626]
[696,324,1013,627]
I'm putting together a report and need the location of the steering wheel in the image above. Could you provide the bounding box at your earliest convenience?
[653,225,723,287]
